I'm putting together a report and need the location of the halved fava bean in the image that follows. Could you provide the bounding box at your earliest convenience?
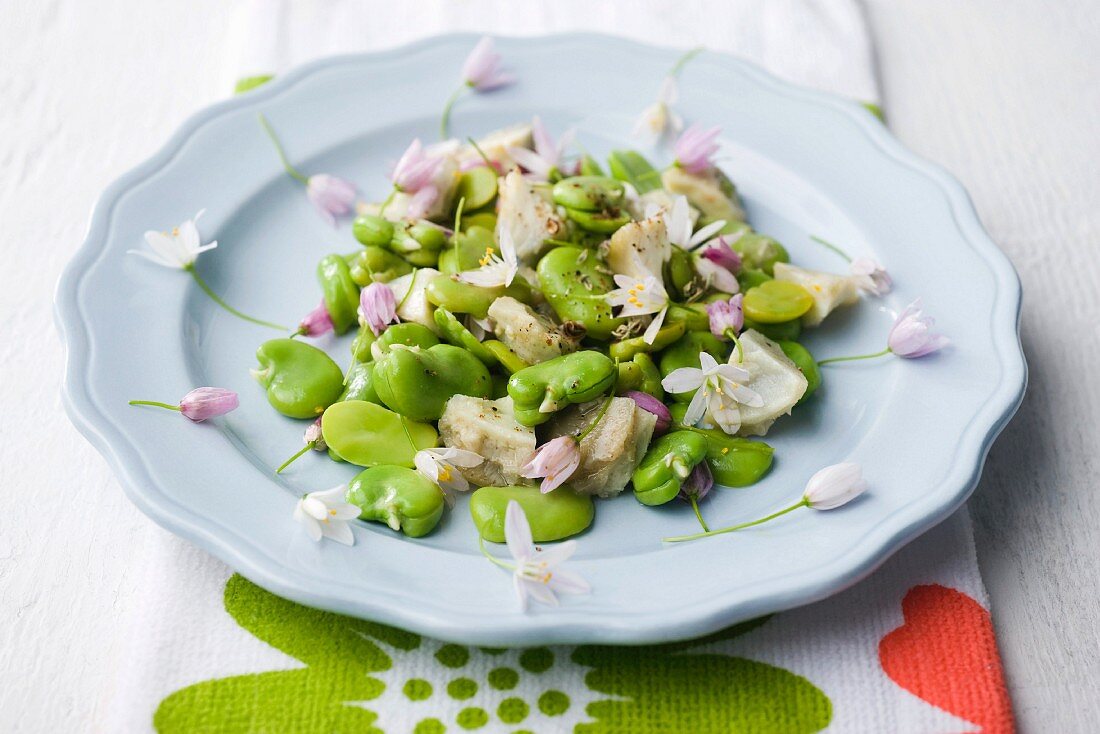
[321,400,437,468]
[470,485,594,543]
[372,344,493,421]
[347,246,413,287]
[565,206,632,235]
[508,351,616,427]
[456,167,498,210]
[369,323,440,362]
[632,431,709,506]
[252,338,345,419]
[433,307,497,366]
[742,281,815,324]
[551,176,625,211]
[425,273,533,319]
[346,465,445,537]
[317,254,361,334]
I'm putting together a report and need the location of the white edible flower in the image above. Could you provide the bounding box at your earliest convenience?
[293,485,359,546]
[661,351,764,435]
[849,257,893,296]
[633,75,683,145]
[129,210,217,269]
[803,462,868,509]
[649,195,725,251]
[605,272,670,345]
[504,501,590,611]
[414,447,484,506]
[457,226,519,288]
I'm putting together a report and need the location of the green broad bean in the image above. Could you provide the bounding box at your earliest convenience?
[425,273,533,319]
[369,323,440,361]
[607,150,663,193]
[350,323,376,363]
[348,246,413,286]
[491,373,510,399]
[779,340,821,404]
[579,154,606,176]
[508,351,616,426]
[372,344,493,421]
[737,268,772,291]
[346,465,444,538]
[632,431,709,506]
[664,246,697,300]
[433,308,497,366]
[536,246,626,340]
[352,215,395,248]
[608,321,686,362]
[564,206,632,235]
[317,254,361,334]
[614,353,664,399]
[659,331,728,403]
[470,485,594,543]
[666,303,710,331]
[438,226,496,275]
[742,316,802,342]
[615,361,643,392]
[551,176,625,212]
[668,405,775,487]
[401,249,439,268]
[460,212,498,233]
[390,221,448,254]
[482,340,529,374]
[321,400,437,467]
[742,281,814,324]
[252,338,345,419]
[339,360,381,404]
[455,167,498,210]
[723,225,789,274]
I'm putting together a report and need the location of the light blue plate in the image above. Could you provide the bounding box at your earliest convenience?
[55,34,1025,646]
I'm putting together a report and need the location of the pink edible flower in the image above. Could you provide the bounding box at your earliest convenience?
[624,391,672,435]
[674,123,721,174]
[850,257,893,296]
[297,300,334,338]
[678,461,714,503]
[179,387,239,422]
[700,237,742,273]
[508,116,575,181]
[391,139,443,193]
[887,299,949,358]
[359,281,398,336]
[707,294,744,340]
[406,185,441,220]
[306,174,356,227]
[519,436,581,494]
[462,36,515,91]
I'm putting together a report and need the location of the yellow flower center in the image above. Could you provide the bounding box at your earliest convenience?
[438,466,452,482]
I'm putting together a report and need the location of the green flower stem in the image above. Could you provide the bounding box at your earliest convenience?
[276,442,316,474]
[669,46,704,76]
[689,494,709,532]
[576,393,615,443]
[663,498,809,543]
[377,188,397,217]
[128,400,181,412]
[479,536,516,570]
[466,137,494,168]
[258,113,308,184]
[810,235,852,263]
[187,266,289,331]
[817,347,892,366]
[440,86,466,140]
[725,328,744,364]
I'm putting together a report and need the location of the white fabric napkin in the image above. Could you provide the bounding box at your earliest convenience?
[104,3,1013,732]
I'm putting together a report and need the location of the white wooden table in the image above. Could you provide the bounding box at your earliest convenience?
[3,2,1098,730]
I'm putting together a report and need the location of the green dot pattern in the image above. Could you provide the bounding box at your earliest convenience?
[447,677,478,700]
[435,644,470,668]
[497,697,529,724]
[479,647,506,655]
[403,678,433,701]
[519,647,554,673]
[456,707,489,730]
[487,667,519,690]
[538,690,571,716]
[414,719,445,734]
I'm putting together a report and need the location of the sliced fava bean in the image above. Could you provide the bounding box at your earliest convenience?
[565,206,632,235]
[346,465,444,538]
[536,246,626,340]
[508,351,616,427]
[470,485,594,543]
[321,400,437,468]
[390,221,447,254]
[664,246,697,300]
[456,166,498,210]
[352,215,395,248]
[348,246,413,286]
[482,340,530,375]
[339,360,381,404]
[372,344,493,421]
[632,431,709,506]
[608,322,686,362]
[425,273,533,319]
[252,338,345,419]
[369,323,440,361]
[722,223,789,275]
[459,212,498,233]
[659,331,728,402]
[434,308,497,366]
[742,316,802,342]
[551,176,625,212]
[742,281,814,324]
[779,340,821,404]
[317,254,361,334]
